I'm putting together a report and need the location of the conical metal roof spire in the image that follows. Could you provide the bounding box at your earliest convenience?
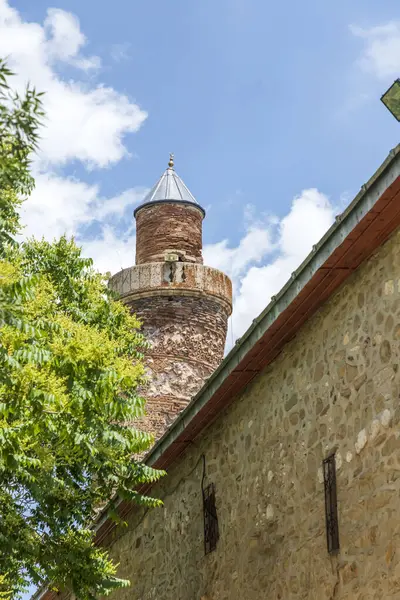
[134,154,205,216]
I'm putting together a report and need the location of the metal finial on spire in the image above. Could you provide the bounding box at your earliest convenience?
[134,155,205,216]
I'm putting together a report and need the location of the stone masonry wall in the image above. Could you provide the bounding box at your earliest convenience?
[105,227,400,600]
[128,294,230,440]
[135,203,204,265]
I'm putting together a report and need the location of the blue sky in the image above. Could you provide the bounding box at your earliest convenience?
[1,0,399,338]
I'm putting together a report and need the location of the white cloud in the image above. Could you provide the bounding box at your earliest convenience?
[279,188,332,256]
[44,8,100,70]
[205,189,335,345]
[80,227,136,275]
[20,172,143,278]
[0,0,147,274]
[22,173,99,241]
[350,21,400,79]
[203,222,274,279]
[40,85,145,168]
[21,174,145,242]
[0,0,147,168]
[92,188,146,221]
[21,171,144,277]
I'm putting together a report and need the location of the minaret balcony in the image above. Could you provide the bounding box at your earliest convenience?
[109,262,232,315]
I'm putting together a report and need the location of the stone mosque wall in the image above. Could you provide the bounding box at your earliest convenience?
[104,226,400,600]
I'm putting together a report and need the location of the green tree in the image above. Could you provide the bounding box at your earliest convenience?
[0,61,163,599]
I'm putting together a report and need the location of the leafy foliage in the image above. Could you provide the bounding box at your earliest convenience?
[0,62,163,599]
[0,58,43,252]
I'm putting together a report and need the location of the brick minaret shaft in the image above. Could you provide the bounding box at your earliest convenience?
[109,156,232,440]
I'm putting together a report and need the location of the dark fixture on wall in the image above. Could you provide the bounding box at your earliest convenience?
[323,454,340,554]
[202,455,219,555]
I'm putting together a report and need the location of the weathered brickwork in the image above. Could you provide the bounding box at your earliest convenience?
[127,295,230,437]
[131,295,229,369]
[135,203,204,265]
[105,227,400,600]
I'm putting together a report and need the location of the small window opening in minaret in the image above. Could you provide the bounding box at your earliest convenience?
[181,266,186,282]
[323,454,340,554]
[163,262,176,283]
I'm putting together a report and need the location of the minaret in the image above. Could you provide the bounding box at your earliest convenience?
[109,156,232,440]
